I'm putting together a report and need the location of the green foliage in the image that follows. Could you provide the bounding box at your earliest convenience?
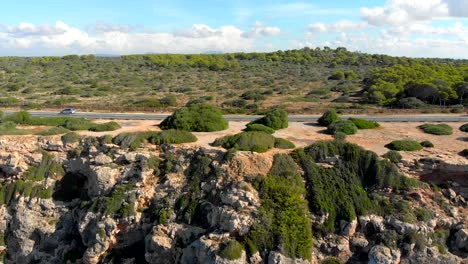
[415,208,434,222]
[318,109,341,126]
[418,124,453,135]
[382,150,402,163]
[36,126,69,136]
[247,154,313,259]
[219,240,244,260]
[450,104,464,113]
[243,124,275,134]
[212,131,276,153]
[461,149,468,157]
[160,103,228,132]
[90,184,136,218]
[396,97,427,109]
[61,132,81,144]
[0,180,54,205]
[349,118,380,129]
[459,123,468,132]
[113,132,148,150]
[0,121,31,135]
[147,130,197,145]
[88,121,121,132]
[274,138,295,149]
[329,71,345,80]
[385,140,423,151]
[321,257,343,264]
[327,120,358,135]
[24,152,64,181]
[332,132,347,141]
[420,140,434,148]
[249,108,288,130]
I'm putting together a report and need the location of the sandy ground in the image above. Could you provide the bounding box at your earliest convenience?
[76,120,468,164]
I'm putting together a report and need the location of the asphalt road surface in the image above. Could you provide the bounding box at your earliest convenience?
[6,111,468,122]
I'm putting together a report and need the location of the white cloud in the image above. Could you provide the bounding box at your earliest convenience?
[0,21,281,55]
[308,20,369,33]
[241,22,281,38]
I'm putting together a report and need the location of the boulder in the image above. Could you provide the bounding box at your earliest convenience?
[368,245,401,264]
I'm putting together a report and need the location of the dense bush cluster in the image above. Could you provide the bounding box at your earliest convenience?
[160,103,228,132]
[349,118,380,129]
[382,150,403,163]
[247,154,313,259]
[459,123,468,132]
[248,108,288,130]
[113,130,197,150]
[213,131,295,152]
[385,140,423,151]
[420,140,434,148]
[418,124,453,135]
[318,109,341,126]
[327,120,358,135]
[243,123,275,134]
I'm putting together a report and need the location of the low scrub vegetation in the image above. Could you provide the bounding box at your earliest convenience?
[160,103,228,132]
[349,118,380,129]
[248,108,288,130]
[219,240,244,260]
[113,130,197,150]
[420,140,434,148]
[61,132,81,144]
[460,124,468,132]
[385,140,423,151]
[243,124,275,134]
[318,109,341,126]
[0,121,31,135]
[212,131,276,153]
[36,127,69,136]
[418,124,453,135]
[382,150,403,163]
[327,120,358,135]
[274,138,295,149]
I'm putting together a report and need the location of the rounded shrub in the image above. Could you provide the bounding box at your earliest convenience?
[274,138,295,149]
[318,109,341,126]
[349,118,380,129]
[212,131,276,153]
[460,124,468,132]
[327,120,358,135]
[244,123,275,134]
[333,132,347,141]
[420,140,434,148]
[418,124,453,135]
[160,103,228,132]
[61,132,80,144]
[249,108,288,130]
[383,150,402,163]
[89,121,121,132]
[385,140,423,151]
[148,130,197,145]
[219,240,244,260]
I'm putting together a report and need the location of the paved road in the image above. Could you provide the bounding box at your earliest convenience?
[4,111,468,122]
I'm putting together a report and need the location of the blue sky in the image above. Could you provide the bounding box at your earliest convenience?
[0,0,467,57]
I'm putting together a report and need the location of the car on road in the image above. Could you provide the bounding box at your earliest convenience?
[60,108,76,114]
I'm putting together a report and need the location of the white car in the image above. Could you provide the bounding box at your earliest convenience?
[60,108,76,114]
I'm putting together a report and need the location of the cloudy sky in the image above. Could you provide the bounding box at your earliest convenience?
[0,0,467,58]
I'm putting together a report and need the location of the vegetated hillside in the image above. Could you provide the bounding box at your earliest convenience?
[0,135,466,263]
[0,48,466,114]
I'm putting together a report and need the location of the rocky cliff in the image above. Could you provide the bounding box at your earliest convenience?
[0,135,466,264]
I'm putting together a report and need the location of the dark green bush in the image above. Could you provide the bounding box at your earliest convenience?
[450,105,464,113]
[212,131,275,153]
[327,120,358,135]
[321,257,343,264]
[219,240,244,260]
[349,118,380,129]
[247,154,312,259]
[419,124,453,135]
[420,140,434,148]
[243,123,275,134]
[318,109,341,126]
[274,138,295,149]
[89,121,121,132]
[333,132,347,141]
[61,132,81,144]
[383,150,402,163]
[461,149,468,157]
[385,140,423,151]
[460,124,468,132]
[248,108,288,130]
[62,118,94,131]
[36,127,69,136]
[148,130,197,145]
[24,152,64,181]
[397,97,427,109]
[113,132,148,150]
[160,103,228,132]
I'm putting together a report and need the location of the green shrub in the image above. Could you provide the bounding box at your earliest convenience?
[243,123,275,134]
[100,135,113,144]
[274,138,295,149]
[333,132,347,141]
[460,124,468,132]
[89,121,121,132]
[327,120,358,135]
[418,124,453,135]
[5,111,33,124]
[62,118,94,131]
[383,150,402,163]
[0,121,31,135]
[349,118,380,129]
[385,140,423,151]
[248,108,288,130]
[420,140,434,148]
[113,132,148,150]
[450,105,464,113]
[36,127,69,136]
[212,132,275,153]
[461,149,468,157]
[24,152,64,181]
[397,97,427,109]
[415,208,434,222]
[148,130,197,145]
[160,103,228,132]
[318,109,341,126]
[321,257,343,264]
[219,240,244,260]
[61,132,81,144]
